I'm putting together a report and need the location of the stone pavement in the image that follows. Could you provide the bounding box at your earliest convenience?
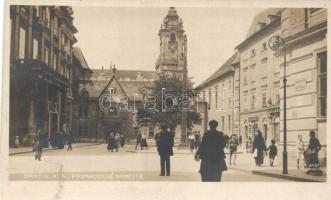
[9,143,326,182]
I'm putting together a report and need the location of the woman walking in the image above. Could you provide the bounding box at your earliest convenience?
[252,130,267,167]
[305,130,322,175]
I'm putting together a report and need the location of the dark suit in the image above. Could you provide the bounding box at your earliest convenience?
[196,130,227,182]
[157,130,174,176]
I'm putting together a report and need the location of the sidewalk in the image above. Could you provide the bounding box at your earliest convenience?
[228,152,327,182]
[9,143,103,155]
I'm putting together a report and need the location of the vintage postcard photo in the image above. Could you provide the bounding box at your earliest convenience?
[1,0,330,199]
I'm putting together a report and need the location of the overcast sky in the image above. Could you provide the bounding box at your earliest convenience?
[73,7,264,86]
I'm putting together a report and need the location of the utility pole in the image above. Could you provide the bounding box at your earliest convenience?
[181,35,188,143]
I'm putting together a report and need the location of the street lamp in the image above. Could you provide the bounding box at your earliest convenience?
[268,35,288,174]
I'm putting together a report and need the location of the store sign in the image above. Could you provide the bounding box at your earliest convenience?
[248,116,259,122]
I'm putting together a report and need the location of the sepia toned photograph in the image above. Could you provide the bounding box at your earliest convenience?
[1,1,330,199]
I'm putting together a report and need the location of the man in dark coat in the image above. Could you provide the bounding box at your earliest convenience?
[195,120,227,182]
[135,132,142,150]
[157,124,174,176]
[305,130,322,174]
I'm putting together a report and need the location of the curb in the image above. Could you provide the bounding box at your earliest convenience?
[251,170,326,182]
[9,143,104,156]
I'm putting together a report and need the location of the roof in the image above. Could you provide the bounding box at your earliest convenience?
[195,52,238,90]
[73,46,89,69]
[245,8,283,39]
[80,69,157,98]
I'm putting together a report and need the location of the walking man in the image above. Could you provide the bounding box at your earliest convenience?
[157,124,174,176]
[229,134,239,165]
[195,120,227,182]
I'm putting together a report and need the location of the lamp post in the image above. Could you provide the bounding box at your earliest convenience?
[268,36,288,174]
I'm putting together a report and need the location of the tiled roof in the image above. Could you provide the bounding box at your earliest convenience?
[80,69,157,98]
[195,52,238,90]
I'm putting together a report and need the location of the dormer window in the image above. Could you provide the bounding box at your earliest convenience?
[250,49,256,57]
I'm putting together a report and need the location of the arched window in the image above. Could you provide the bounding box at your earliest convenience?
[170,33,176,43]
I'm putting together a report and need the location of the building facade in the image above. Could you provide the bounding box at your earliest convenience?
[279,8,327,164]
[9,6,78,146]
[195,52,240,136]
[72,67,157,143]
[236,9,283,145]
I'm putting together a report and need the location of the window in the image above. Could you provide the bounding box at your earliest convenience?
[109,88,116,94]
[251,95,255,109]
[250,49,256,57]
[19,26,26,59]
[208,90,211,110]
[45,7,50,28]
[228,115,231,131]
[53,16,58,35]
[228,80,232,89]
[228,98,232,109]
[243,70,248,86]
[318,51,327,117]
[52,52,57,69]
[215,87,218,109]
[79,105,89,118]
[275,94,280,105]
[170,33,176,43]
[32,38,38,59]
[221,117,225,131]
[262,92,267,107]
[44,47,49,65]
[34,6,39,17]
[262,42,267,51]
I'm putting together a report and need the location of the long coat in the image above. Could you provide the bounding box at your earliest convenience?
[253,136,266,164]
[157,131,174,156]
[196,130,227,173]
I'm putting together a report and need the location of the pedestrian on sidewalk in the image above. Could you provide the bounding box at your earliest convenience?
[304,131,322,175]
[246,136,252,153]
[224,134,230,149]
[32,129,44,161]
[266,139,277,167]
[195,120,227,182]
[135,132,142,150]
[229,134,238,165]
[115,132,121,151]
[67,132,74,151]
[157,124,174,176]
[120,134,125,148]
[296,134,305,169]
[140,125,149,150]
[194,132,201,150]
[188,133,195,152]
[107,132,117,152]
[14,136,20,148]
[238,135,242,146]
[252,130,267,167]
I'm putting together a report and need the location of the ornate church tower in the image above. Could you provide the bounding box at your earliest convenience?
[155,7,187,79]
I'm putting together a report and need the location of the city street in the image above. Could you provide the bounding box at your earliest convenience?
[9,143,291,182]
